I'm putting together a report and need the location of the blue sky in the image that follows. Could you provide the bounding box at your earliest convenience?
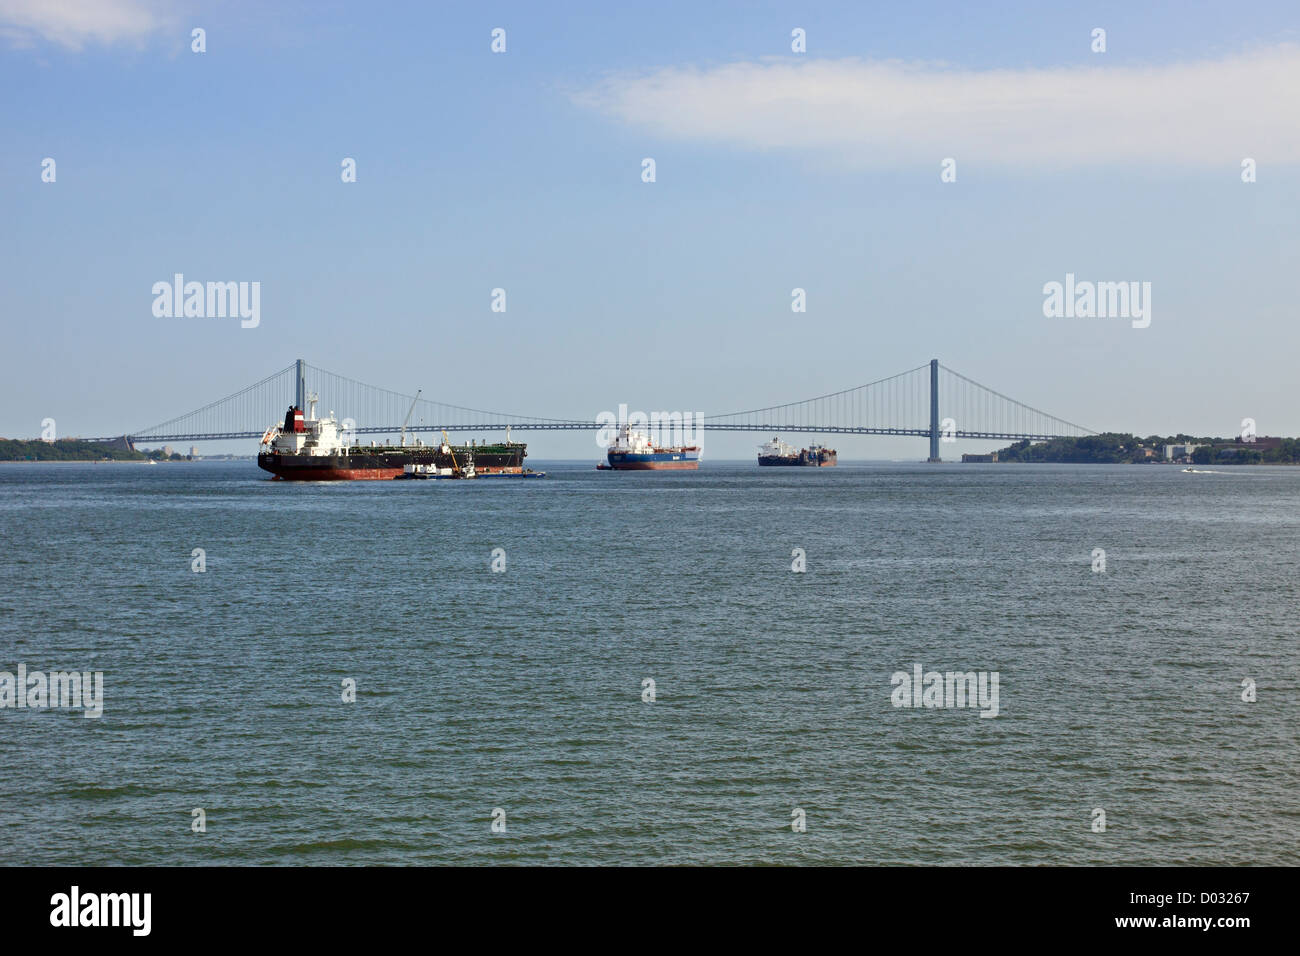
[2,0,1299,458]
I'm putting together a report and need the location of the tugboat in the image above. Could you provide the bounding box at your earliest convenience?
[396,434,477,479]
[257,397,534,480]
[598,424,700,470]
[757,436,837,466]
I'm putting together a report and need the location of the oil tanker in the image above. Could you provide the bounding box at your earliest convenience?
[598,424,700,470]
[257,402,529,480]
[757,436,837,466]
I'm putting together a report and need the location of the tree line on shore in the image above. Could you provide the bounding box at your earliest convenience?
[994,433,1300,464]
[0,439,189,462]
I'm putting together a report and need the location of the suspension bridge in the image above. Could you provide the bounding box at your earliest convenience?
[85,359,1097,460]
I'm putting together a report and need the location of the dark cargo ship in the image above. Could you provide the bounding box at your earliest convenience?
[257,403,529,480]
[757,436,837,467]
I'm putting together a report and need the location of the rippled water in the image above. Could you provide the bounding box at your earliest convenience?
[1,460,1296,865]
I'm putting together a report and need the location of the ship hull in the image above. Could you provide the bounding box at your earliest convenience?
[605,450,700,470]
[259,444,527,481]
[758,451,837,467]
[261,462,403,480]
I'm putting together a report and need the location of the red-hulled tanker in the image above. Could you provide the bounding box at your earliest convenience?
[257,400,529,480]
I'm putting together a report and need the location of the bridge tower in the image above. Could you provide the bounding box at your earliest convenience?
[295,358,306,411]
[928,358,940,462]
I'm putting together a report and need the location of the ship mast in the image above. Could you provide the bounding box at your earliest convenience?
[400,389,422,447]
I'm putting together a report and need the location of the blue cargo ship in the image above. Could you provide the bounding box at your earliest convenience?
[598,425,701,470]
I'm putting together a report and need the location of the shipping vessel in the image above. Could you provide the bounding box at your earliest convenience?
[598,424,700,470]
[757,436,837,467]
[257,400,533,480]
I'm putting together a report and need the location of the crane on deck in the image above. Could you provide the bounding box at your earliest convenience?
[399,390,421,447]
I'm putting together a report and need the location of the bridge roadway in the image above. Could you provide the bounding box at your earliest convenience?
[95,424,1070,444]
[77,359,1095,451]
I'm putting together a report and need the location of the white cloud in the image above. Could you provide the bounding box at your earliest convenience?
[573,46,1300,167]
[0,0,179,50]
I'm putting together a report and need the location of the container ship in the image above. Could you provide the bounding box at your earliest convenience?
[257,401,531,480]
[598,424,700,470]
[757,436,837,467]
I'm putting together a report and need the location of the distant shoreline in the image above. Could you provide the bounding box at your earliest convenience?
[0,457,256,464]
[2,457,1297,467]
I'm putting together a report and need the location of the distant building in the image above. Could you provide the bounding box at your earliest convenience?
[1235,436,1283,450]
[189,446,198,458]
[161,445,174,457]
[961,452,999,463]
[1165,438,1282,461]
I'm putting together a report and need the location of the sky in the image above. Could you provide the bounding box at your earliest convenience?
[2,0,1299,459]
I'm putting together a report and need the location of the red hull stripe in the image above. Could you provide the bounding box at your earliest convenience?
[605,461,699,470]
[269,468,403,481]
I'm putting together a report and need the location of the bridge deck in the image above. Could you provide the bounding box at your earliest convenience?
[77,358,1098,446]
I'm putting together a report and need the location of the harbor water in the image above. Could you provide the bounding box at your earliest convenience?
[1,460,1296,865]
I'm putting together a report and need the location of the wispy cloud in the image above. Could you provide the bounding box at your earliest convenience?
[573,46,1300,168]
[0,0,179,50]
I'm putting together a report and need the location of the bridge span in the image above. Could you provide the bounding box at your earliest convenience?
[86,359,1097,460]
